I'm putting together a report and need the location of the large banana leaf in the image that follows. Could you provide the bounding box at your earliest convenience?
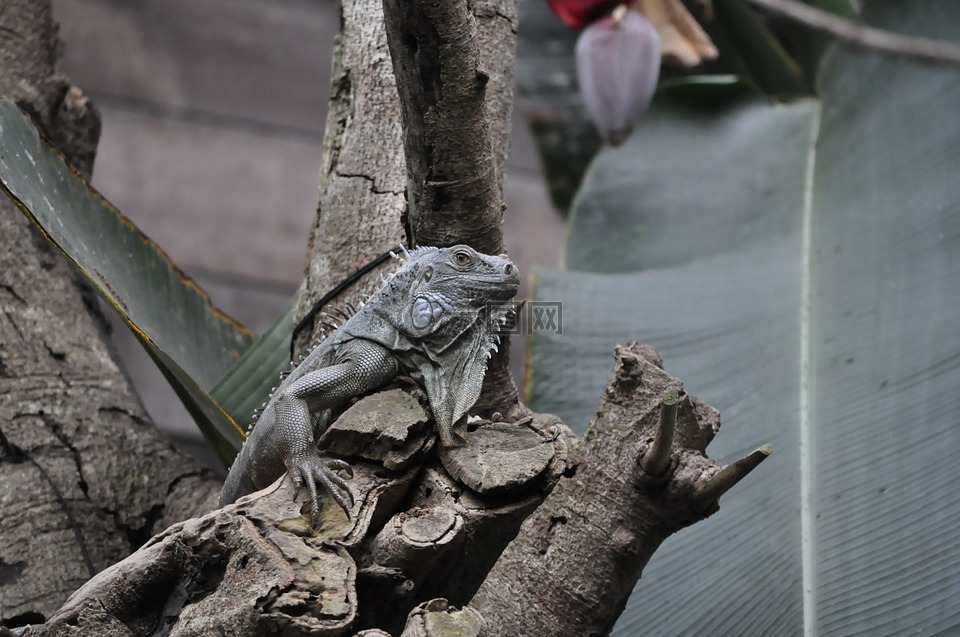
[0,101,257,463]
[528,1,960,634]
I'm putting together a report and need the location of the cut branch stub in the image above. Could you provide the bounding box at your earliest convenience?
[399,599,483,637]
[320,388,434,471]
[369,507,466,573]
[438,418,556,497]
[694,443,773,511]
[639,388,682,477]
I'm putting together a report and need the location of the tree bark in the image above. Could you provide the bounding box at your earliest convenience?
[0,1,221,626]
[295,0,408,350]
[29,389,568,636]
[21,344,763,636]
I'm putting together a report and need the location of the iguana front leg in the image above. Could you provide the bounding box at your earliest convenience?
[275,342,398,522]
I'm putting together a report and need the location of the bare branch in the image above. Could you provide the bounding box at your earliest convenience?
[744,0,960,68]
[472,343,726,637]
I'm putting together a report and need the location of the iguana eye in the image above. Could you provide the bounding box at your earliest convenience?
[453,250,471,266]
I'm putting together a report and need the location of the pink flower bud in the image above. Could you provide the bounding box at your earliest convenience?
[576,9,661,145]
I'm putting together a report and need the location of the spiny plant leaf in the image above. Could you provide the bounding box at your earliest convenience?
[529,1,960,633]
[212,299,295,435]
[0,101,252,463]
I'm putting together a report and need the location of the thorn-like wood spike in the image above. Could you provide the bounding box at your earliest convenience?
[695,444,773,508]
[639,389,680,477]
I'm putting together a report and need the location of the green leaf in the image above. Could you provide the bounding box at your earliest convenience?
[529,1,960,633]
[0,101,253,463]
[211,299,295,432]
[774,0,858,85]
[711,0,807,97]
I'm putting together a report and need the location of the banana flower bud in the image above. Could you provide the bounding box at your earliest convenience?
[576,8,661,145]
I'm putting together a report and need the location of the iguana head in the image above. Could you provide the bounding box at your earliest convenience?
[393,244,519,337]
[357,244,520,446]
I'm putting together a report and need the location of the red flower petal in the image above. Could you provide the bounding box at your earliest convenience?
[546,0,622,28]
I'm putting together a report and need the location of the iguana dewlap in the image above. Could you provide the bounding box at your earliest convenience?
[219,245,519,522]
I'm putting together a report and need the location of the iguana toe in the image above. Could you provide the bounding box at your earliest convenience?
[289,454,354,525]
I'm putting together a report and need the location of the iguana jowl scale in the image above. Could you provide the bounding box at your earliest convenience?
[219,245,520,522]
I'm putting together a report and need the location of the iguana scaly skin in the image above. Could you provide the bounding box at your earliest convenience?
[219,245,519,521]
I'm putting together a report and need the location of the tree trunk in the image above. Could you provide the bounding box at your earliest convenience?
[0,1,221,627]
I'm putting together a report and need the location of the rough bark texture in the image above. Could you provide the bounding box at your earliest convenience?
[471,344,724,636]
[17,345,750,636]
[381,0,505,253]
[296,0,408,349]
[0,1,220,627]
[24,389,567,636]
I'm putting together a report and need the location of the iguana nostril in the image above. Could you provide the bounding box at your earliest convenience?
[504,263,515,275]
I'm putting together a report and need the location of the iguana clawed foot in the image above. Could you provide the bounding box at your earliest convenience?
[289,454,354,525]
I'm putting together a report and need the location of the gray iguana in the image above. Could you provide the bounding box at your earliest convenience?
[219,245,520,522]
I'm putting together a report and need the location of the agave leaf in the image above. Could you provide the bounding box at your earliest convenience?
[0,101,253,462]
[529,1,960,633]
[211,299,295,434]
